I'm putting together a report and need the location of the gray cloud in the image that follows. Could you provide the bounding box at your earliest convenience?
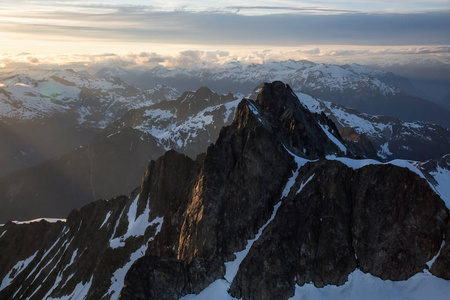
[1,8,450,46]
[27,57,39,64]
[227,6,357,14]
[375,46,450,55]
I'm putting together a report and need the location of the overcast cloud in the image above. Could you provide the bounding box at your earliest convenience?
[0,1,449,68]
[1,2,450,48]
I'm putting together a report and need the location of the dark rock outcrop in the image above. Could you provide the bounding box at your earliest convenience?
[0,220,65,284]
[430,218,450,279]
[177,82,349,264]
[229,160,448,300]
[137,149,202,218]
[352,164,447,280]
[119,257,224,300]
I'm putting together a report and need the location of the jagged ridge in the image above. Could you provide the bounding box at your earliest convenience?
[0,82,449,300]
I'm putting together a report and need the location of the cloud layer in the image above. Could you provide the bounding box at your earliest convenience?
[0,1,449,69]
[1,46,450,73]
[1,1,449,55]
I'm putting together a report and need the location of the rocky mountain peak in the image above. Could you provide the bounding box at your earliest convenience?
[1,81,449,300]
[240,81,365,159]
[120,82,450,299]
[255,81,298,116]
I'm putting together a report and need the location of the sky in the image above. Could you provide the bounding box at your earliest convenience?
[0,0,450,70]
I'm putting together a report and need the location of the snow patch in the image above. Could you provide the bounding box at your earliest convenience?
[426,239,445,269]
[429,166,450,208]
[289,269,450,300]
[47,275,93,300]
[281,146,311,198]
[224,201,282,282]
[109,195,163,249]
[0,251,38,292]
[12,218,66,224]
[319,124,347,154]
[246,100,263,123]
[377,142,393,159]
[68,249,78,267]
[296,174,315,195]
[105,244,147,299]
[100,212,112,229]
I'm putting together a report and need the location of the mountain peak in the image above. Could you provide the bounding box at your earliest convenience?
[255,81,298,115]
[242,81,356,159]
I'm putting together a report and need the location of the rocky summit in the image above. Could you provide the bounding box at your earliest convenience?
[0,81,449,300]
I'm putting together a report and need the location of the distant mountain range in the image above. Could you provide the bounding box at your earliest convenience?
[0,62,448,176]
[96,60,450,128]
[0,69,178,175]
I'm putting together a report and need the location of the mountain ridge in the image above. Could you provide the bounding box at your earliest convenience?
[0,81,449,300]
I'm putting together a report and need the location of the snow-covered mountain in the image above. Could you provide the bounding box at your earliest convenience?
[105,85,450,162]
[1,82,449,300]
[0,69,178,127]
[0,69,179,175]
[97,60,450,128]
[296,93,450,161]
[0,88,241,223]
[103,87,242,158]
[97,60,397,96]
[1,62,447,175]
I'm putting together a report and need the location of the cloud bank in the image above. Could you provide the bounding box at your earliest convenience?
[1,2,449,54]
[1,46,449,73]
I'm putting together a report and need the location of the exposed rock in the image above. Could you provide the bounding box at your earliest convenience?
[230,160,448,299]
[0,220,64,285]
[119,257,224,300]
[339,127,379,159]
[430,218,450,279]
[142,151,202,259]
[352,164,448,280]
[137,149,202,218]
[177,82,351,264]
[230,160,356,300]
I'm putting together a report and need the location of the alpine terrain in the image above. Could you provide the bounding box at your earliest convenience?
[97,60,450,128]
[1,82,449,300]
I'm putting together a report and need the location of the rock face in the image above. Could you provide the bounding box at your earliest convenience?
[120,82,449,300]
[119,257,224,300]
[228,160,447,300]
[1,81,449,300]
[430,218,450,279]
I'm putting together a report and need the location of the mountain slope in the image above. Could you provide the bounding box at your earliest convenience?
[121,82,449,299]
[0,87,239,223]
[2,84,447,223]
[0,69,177,174]
[0,128,164,223]
[0,69,168,124]
[1,82,449,300]
[0,150,200,300]
[103,87,241,158]
[296,93,450,161]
